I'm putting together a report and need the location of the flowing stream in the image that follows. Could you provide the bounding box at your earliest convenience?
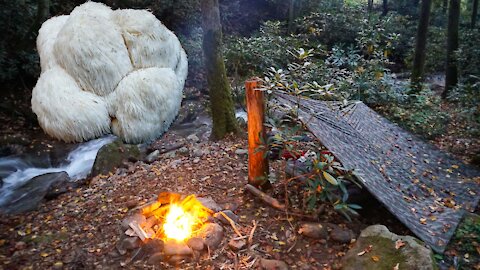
[0,135,115,208]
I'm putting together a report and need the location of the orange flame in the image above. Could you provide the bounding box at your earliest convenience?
[160,195,212,242]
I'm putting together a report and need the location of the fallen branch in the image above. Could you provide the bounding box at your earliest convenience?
[245,184,285,210]
[219,211,243,238]
[248,220,257,245]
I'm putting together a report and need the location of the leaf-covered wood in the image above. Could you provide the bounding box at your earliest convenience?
[274,93,480,253]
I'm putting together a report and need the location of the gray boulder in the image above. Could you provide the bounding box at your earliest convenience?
[342,225,437,270]
[1,171,70,214]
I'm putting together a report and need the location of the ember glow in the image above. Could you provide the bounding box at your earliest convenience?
[163,204,195,241]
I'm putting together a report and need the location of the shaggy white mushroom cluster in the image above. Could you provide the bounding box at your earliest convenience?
[32,2,188,144]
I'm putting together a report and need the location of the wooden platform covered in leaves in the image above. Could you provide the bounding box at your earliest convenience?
[274,93,480,253]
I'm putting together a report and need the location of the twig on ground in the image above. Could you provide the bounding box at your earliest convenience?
[219,211,243,238]
[248,220,257,245]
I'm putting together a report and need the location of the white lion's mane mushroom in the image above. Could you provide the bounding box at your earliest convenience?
[31,1,188,143]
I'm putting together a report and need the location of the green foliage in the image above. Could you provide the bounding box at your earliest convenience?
[263,114,362,221]
[224,21,306,77]
[0,1,40,85]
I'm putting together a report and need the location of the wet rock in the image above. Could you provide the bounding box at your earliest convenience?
[228,239,246,251]
[163,240,193,256]
[260,259,289,270]
[187,237,205,251]
[187,134,200,143]
[90,139,142,177]
[330,227,355,244]
[235,149,248,156]
[197,196,222,212]
[147,252,164,265]
[298,223,328,239]
[1,171,70,214]
[198,223,224,250]
[121,213,146,231]
[214,210,239,225]
[145,150,160,163]
[342,225,436,270]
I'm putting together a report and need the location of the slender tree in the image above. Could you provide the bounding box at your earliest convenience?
[382,0,388,16]
[472,0,479,28]
[411,0,433,91]
[443,0,460,98]
[368,0,373,12]
[200,0,238,139]
[287,0,296,34]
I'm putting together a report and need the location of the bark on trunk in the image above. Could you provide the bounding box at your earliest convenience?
[443,0,460,98]
[200,0,238,139]
[472,0,479,28]
[287,0,296,34]
[411,0,433,91]
[368,0,373,12]
[382,0,388,16]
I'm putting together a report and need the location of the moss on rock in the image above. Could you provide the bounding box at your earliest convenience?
[90,138,142,177]
[342,225,437,270]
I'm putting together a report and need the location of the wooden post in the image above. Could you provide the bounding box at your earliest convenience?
[246,79,269,187]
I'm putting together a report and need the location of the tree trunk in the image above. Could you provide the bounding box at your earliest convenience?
[368,0,373,12]
[443,0,460,98]
[472,0,479,28]
[200,0,238,140]
[287,0,296,34]
[411,0,433,91]
[382,0,388,15]
[443,0,448,14]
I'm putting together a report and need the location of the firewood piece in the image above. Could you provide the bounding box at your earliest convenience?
[219,211,243,238]
[129,221,149,242]
[245,184,285,210]
[246,79,269,187]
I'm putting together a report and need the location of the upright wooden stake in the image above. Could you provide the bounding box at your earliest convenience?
[246,79,269,187]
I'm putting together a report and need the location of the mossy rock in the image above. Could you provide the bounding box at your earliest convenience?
[342,225,437,270]
[90,139,142,177]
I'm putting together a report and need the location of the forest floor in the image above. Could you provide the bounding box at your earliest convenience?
[0,89,479,269]
[0,115,414,270]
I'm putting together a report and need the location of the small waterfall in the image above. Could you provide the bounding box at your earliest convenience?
[0,135,115,207]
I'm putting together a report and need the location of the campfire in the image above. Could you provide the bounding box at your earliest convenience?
[117,192,226,266]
